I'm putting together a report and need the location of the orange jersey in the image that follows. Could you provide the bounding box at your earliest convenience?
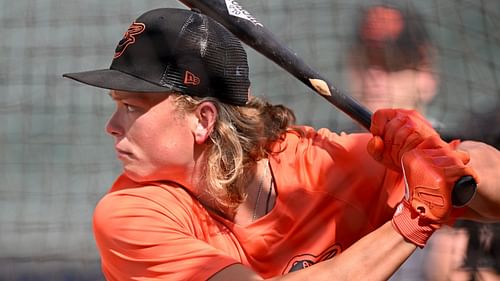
[93,127,405,280]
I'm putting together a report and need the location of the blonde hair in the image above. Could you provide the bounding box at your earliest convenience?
[173,93,296,211]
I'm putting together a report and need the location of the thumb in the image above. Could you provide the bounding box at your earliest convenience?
[367,135,384,161]
[455,149,471,165]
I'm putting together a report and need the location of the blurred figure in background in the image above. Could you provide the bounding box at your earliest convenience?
[346,3,500,281]
[347,3,437,119]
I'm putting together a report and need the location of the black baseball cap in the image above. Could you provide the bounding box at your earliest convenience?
[352,4,432,71]
[63,8,250,105]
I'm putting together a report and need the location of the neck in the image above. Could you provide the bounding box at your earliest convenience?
[232,158,275,226]
[190,156,276,225]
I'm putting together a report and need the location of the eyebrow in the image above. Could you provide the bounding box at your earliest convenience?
[108,91,138,101]
[108,91,121,100]
[108,92,170,106]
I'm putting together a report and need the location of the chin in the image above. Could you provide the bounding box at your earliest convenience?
[122,168,154,183]
[123,167,174,184]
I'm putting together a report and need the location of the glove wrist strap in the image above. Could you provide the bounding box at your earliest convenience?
[392,201,438,248]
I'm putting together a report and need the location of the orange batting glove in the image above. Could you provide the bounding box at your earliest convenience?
[367,109,439,172]
[391,136,480,247]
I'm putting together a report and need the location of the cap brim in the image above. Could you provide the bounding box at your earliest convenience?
[62,69,176,93]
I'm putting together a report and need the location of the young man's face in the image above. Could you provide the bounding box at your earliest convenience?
[106,90,198,183]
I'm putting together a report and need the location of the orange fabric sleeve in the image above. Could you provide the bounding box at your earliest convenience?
[93,183,241,281]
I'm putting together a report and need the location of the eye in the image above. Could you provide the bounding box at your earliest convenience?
[125,104,137,112]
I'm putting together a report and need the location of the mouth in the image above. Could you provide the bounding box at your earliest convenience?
[115,148,133,160]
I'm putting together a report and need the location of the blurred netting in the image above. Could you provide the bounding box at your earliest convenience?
[0,0,498,280]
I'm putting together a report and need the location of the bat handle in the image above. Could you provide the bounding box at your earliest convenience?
[452,175,477,207]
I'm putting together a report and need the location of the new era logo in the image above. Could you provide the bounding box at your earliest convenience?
[184,71,200,86]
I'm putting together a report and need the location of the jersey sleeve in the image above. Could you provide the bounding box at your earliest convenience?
[275,127,405,232]
[93,186,239,281]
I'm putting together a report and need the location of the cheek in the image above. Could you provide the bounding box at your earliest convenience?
[137,119,195,167]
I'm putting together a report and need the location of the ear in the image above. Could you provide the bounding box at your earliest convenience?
[193,102,217,145]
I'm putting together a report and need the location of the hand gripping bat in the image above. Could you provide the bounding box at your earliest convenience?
[178,0,477,207]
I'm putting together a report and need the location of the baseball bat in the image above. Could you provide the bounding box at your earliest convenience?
[178,0,477,207]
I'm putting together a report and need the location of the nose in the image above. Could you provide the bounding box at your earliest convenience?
[105,110,124,137]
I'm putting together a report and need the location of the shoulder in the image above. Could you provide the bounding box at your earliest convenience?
[272,126,392,189]
[276,126,374,163]
[93,181,201,240]
[93,182,241,280]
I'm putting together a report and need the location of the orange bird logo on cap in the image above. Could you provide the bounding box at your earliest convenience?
[114,21,146,59]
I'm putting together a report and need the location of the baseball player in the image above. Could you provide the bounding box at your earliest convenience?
[63,8,500,280]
